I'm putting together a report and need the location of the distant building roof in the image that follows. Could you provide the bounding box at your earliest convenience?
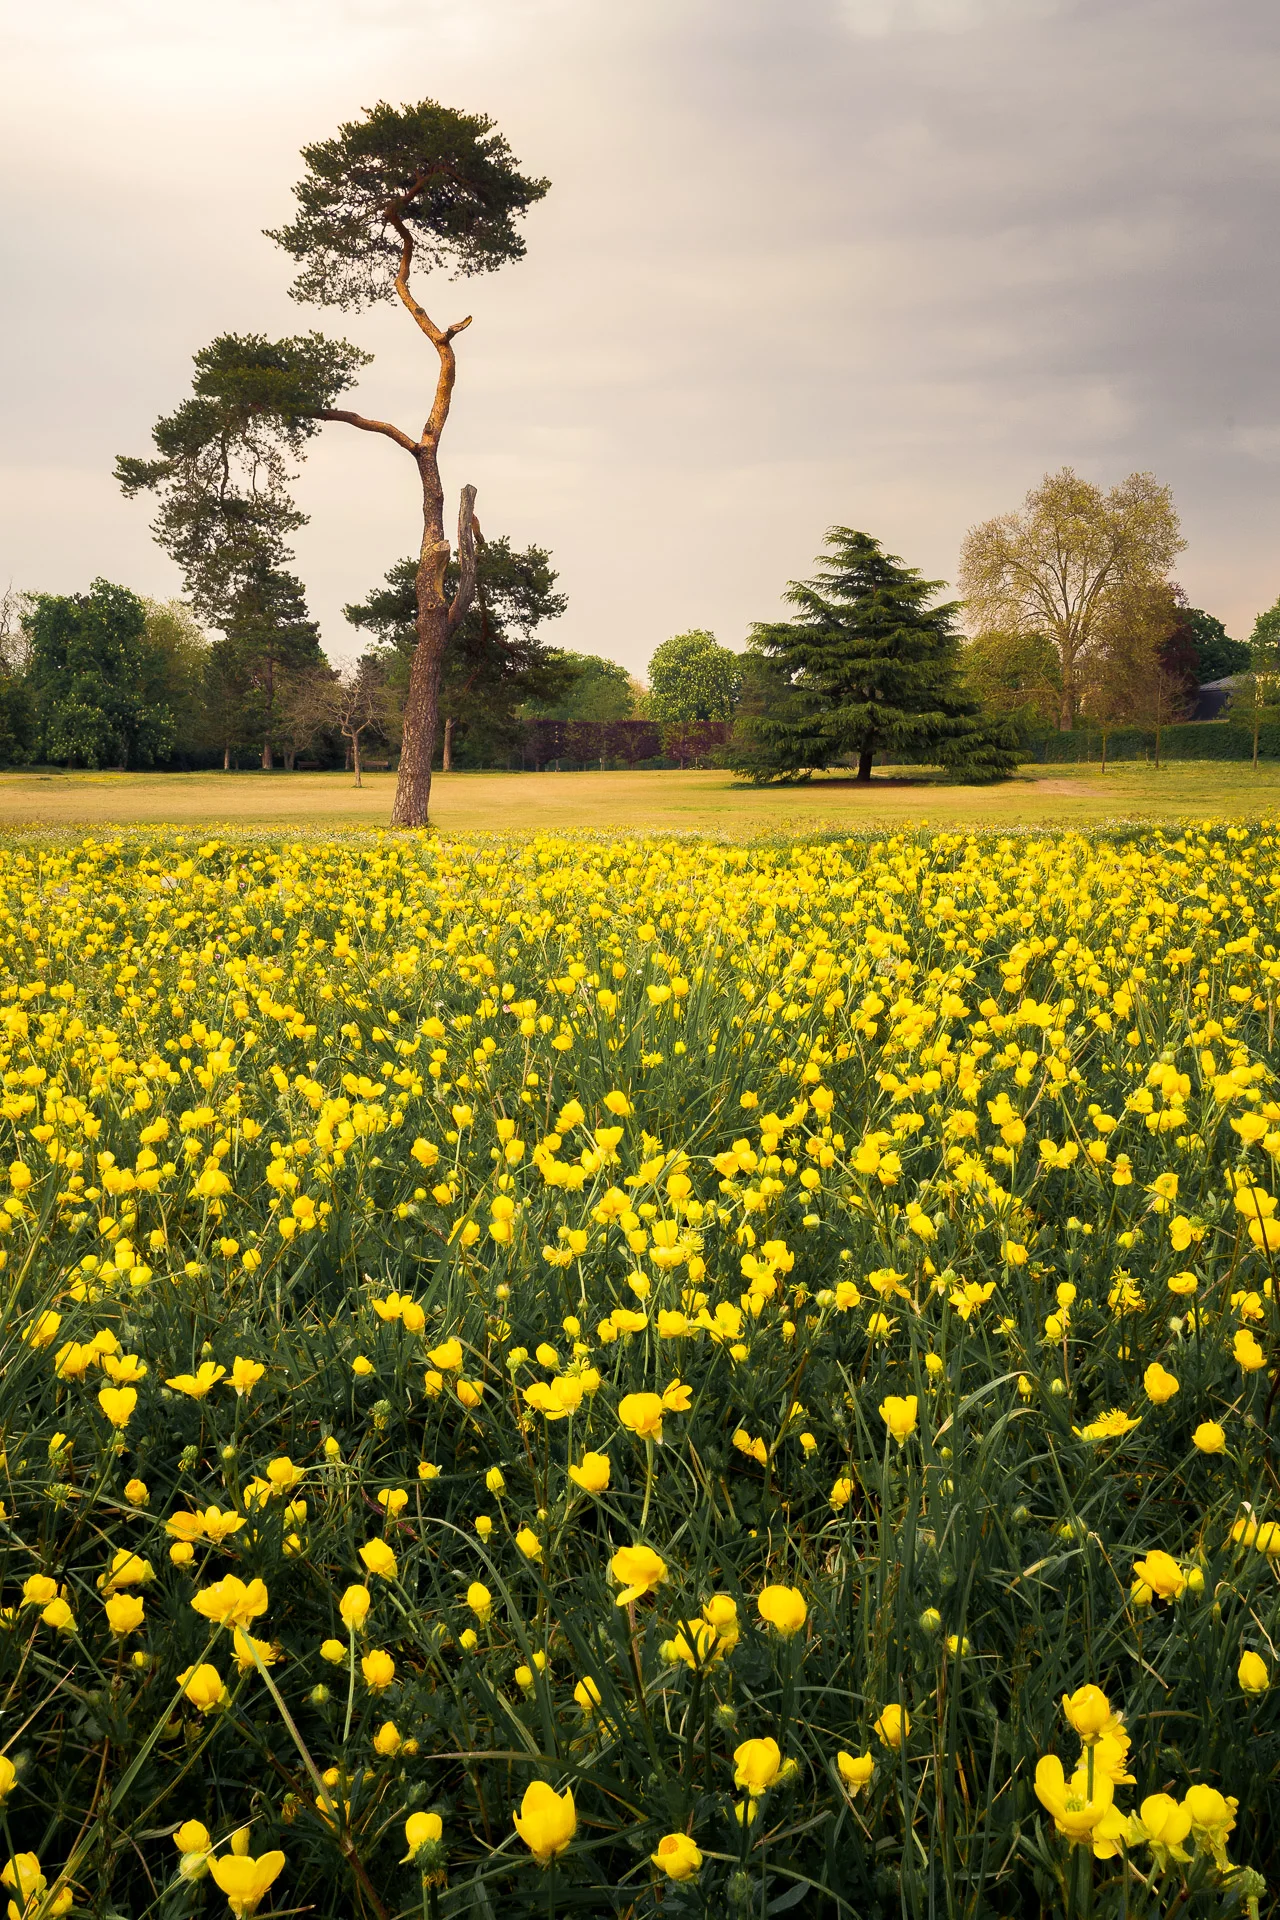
[1192,676,1239,722]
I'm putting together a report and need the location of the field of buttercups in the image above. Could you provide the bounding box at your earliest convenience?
[1,823,1278,1919]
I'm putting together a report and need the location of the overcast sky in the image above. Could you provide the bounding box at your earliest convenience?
[2,0,1278,671]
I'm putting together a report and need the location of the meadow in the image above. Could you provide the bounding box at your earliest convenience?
[0,758,1278,834]
[0,819,1277,1919]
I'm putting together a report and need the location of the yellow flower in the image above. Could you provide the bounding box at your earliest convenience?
[1182,1783,1237,1869]
[208,1848,286,1918]
[703,1592,740,1650]
[231,1629,279,1673]
[1,1853,72,1920]
[1233,1328,1267,1372]
[97,1386,137,1429]
[361,1648,396,1691]
[524,1376,585,1420]
[104,1593,145,1636]
[651,1832,702,1881]
[197,1505,246,1546]
[24,1575,61,1607]
[265,1457,304,1493]
[733,1736,782,1796]
[837,1750,875,1794]
[1142,1362,1179,1405]
[98,1550,155,1594]
[466,1582,492,1623]
[191,1575,269,1630]
[123,1478,149,1507]
[228,1357,265,1397]
[513,1781,576,1865]
[568,1451,610,1493]
[401,1811,444,1862]
[618,1392,665,1441]
[166,1361,227,1399]
[756,1584,807,1638]
[174,1821,213,1879]
[1193,1421,1226,1454]
[41,1597,75,1632]
[358,1539,398,1581]
[1130,1550,1186,1604]
[661,1621,722,1670]
[1073,1409,1142,1443]
[0,1757,14,1804]
[339,1584,371,1631]
[456,1378,485,1408]
[575,1674,606,1720]
[878,1395,918,1443]
[102,1352,147,1384]
[179,1662,229,1712]
[1034,1754,1121,1848]
[428,1338,464,1371]
[874,1704,910,1749]
[610,1543,668,1606]
[22,1311,61,1350]
[1127,1792,1191,1868]
[1238,1649,1269,1694]
[1060,1685,1120,1745]
[373,1720,402,1755]
[515,1526,543,1562]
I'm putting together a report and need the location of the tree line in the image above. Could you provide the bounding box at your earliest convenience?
[7,459,1276,781]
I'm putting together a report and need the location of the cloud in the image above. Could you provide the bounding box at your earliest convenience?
[1,0,1277,667]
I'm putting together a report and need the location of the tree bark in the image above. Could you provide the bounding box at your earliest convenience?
[223,745,231,771]
[262,739,273,770]
[442,715,454,772]
[856,746,874,783]
[392,482,477,826]
[353,731,363,788]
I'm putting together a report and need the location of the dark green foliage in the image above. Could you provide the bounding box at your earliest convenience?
[25,580,174,769]
[937,712,1029,783]
[1251,595,1280,667]
[733,529,1020,783]
[345,537,570,760]
[221,566,325,764]
[1035,720,1280,761]
[267,98,550,308]
[115,334,368,623]
[0,679,33,768]
[1183,607,1250,681]
[523,652,635,724]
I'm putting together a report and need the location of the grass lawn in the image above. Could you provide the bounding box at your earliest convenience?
[0,760,1276,834]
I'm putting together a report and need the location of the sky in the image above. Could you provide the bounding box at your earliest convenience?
[2,0,1278,672]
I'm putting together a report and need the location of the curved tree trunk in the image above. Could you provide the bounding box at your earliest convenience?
[442,715,454,772]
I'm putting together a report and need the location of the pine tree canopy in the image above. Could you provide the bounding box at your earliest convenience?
[267,99,550,310]
[734,528,1018,783]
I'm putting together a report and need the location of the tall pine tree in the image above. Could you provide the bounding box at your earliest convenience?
[734,528,1019,784]
[221,564,325,768]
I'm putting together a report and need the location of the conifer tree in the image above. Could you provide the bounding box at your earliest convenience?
[733,529,1018,783]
